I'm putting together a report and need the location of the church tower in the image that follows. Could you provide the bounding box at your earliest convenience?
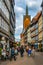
[23,5,31,31]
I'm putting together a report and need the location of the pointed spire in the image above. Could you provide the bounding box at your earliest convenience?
[41,0,43,7]
[26,5,28,15]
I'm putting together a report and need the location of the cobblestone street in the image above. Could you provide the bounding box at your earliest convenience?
[0,52,43,65]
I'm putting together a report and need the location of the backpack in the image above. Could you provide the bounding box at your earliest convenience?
[11,49,14,55]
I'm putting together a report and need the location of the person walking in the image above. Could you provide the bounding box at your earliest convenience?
[26,46,29,53]
[10,47,16,61]
[14,47,18,55]
[28,46,32,57]
[20,45,24,57]
[31,46,35,57]
[1,49,6,60]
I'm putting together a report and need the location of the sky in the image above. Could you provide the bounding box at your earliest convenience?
[14,0,42,41]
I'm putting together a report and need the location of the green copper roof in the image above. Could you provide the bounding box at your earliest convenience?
[26,5,28,15]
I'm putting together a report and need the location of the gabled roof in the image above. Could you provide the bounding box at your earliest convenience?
[31,11,42,24]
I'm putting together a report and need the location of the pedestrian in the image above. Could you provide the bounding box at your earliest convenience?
[6,51,9,59]
[26,45,29,53]
[10,47,16,61]
[17,47,20,52]
[31,46,35,57]
[9,48,11,59]
[28,46,32,57]
[20,45,24,57]
[1,49,6,60]
[14,47,18,55]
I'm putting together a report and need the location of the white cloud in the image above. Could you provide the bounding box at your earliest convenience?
[25,0,42,10]
[16,25,23,30]
[15,25,23,34]
[26,0,37,7]
[15,27,23,35]
[15,14,23,36]
[15,35,20,41]
[16,15,23,23]
[15,5,25,13]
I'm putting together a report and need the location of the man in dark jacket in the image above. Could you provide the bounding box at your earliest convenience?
[20,45,24,57]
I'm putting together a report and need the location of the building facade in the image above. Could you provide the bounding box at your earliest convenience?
[24,30,27,45]
[20,33,24,46]
[23,5,31,45]
[38,12,43,50]
[9,0,15,48]
[27,26,32,45]
[0,0,10,50]
[30,15,38,48]
[41,0,43,50]
[0,0,15,50]
[30,12,42,49]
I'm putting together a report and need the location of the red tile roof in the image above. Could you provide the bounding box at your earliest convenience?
[32,11,42,24]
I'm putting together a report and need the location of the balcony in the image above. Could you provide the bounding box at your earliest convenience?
[10,24,14,33]
[9,35,14,42]
[31,31,35,35]
[35,29,38,35]
[24,40,27,43]
[0,27,9,36]
[35,23,38,29]
[39,29,42,33]
[10,16,15,28]
[31,40,36,44]
[35,36,38,41]
[24,36,27,39]
[31,34,36,38]
[38,25,42,33]
[38,37,42,42]
[30,27,36,32]
[32,37,35,40]
[11,10,15,21]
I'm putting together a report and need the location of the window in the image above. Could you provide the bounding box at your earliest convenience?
[30,25,35,32]
[0,0,9,19]
[35,36,38,41]
[38,16,42,26]
[35,23,38,29]
[35,29,38,35]
[31,31,35,35]
[39,21,42,26]
[11,16,14,27]
[38,32,42,40]
[31,25,35,30]
[38,24,42,32]
[32,37,35,40]
[0,17,9,32]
